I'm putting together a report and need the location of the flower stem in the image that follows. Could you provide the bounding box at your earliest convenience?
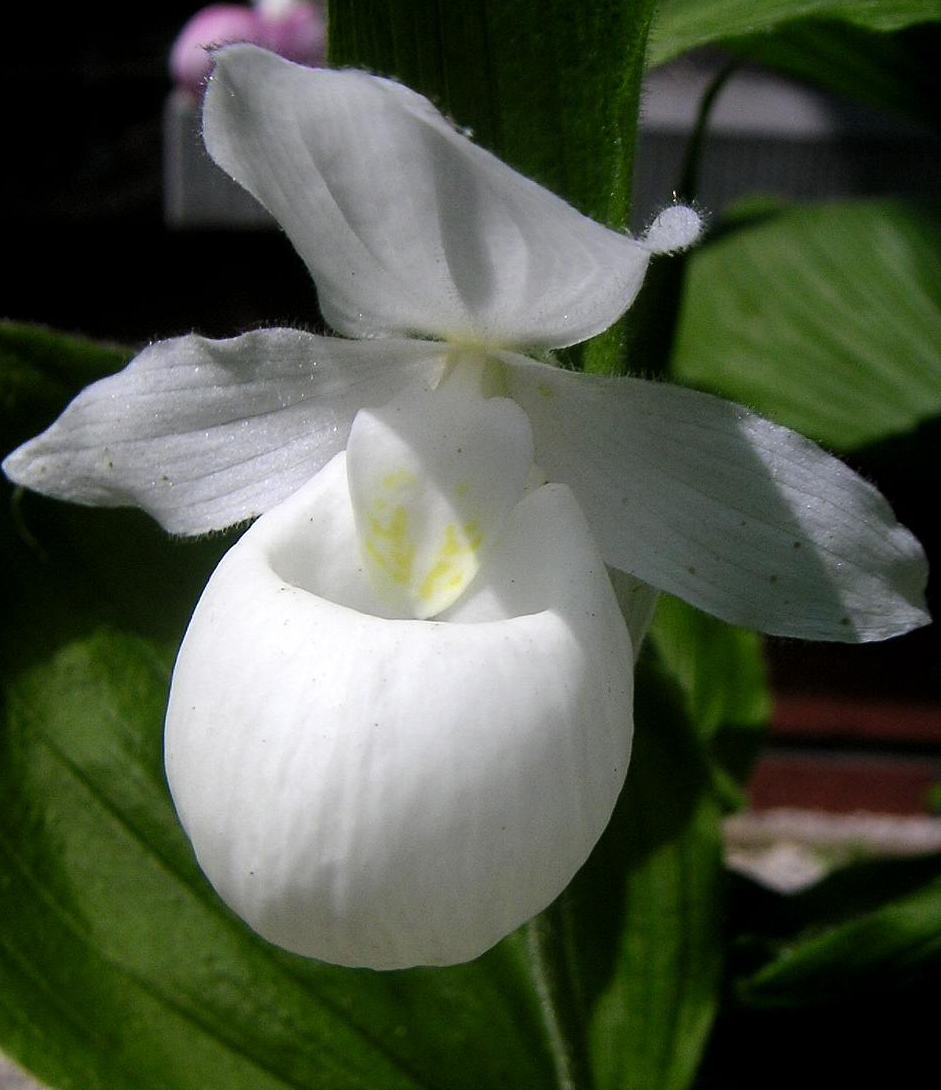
[676,57,740,203]
[526,894,594,1090]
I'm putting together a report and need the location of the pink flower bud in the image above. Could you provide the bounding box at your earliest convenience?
[262,4,326,66]
[170,2,326,96]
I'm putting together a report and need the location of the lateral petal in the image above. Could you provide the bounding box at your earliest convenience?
[165,452,633,969]
[503,355,929,641]
[203,45,693,349]
[2,329,445,534]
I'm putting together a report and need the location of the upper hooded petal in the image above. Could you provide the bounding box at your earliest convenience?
[165,451,633,969]
[2,329,446,534]
[202,45,695,350]
[502,354,929,642]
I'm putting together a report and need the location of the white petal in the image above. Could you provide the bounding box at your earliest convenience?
[503,354,929,641]
[643,204,703,252]
[165,452,633,969]
[2,330,445,534]
[203,44,685,349]
[346,357,534,617]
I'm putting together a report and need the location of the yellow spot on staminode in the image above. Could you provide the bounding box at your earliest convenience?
[417,521,483,604]
[538,382,555,398]
[364,505,414,587]
[463,520,483,551]
[381,468,416,490]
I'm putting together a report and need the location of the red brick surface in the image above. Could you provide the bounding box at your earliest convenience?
[748,751,941,814]
[772,695,941,746]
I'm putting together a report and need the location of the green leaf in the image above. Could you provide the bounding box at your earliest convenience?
[670,200,941,450]
[0,320,131,451]
[565,651,725,1090]
[737,869,941,1006]
[648,0,941,66]
[648,596,771,807]
[723,20,941,130]
[648,596,770,746]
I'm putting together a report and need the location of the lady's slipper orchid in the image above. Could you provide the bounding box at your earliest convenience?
[3,46,929,970]
[165,362,635,968]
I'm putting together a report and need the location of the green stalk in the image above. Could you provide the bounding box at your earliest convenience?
[622,59,740,381]
[526,893,593,1090]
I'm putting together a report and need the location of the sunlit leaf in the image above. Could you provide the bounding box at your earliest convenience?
[671,200,941,450]
[648,0,941,65]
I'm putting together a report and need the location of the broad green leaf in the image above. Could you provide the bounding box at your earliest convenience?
[554,652,724,1090]
[670,200,941,450]
[648,596,770,745]
[648,0,941,65]
[737,869,941,1006]
[648,596,771,805]
[0,321,131,450]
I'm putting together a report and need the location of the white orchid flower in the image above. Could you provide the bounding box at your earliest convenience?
[3,45,928,970]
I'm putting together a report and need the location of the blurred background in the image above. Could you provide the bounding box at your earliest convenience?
[5,5,316,344]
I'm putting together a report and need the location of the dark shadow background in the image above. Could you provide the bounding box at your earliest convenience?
[5,6,316,345]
